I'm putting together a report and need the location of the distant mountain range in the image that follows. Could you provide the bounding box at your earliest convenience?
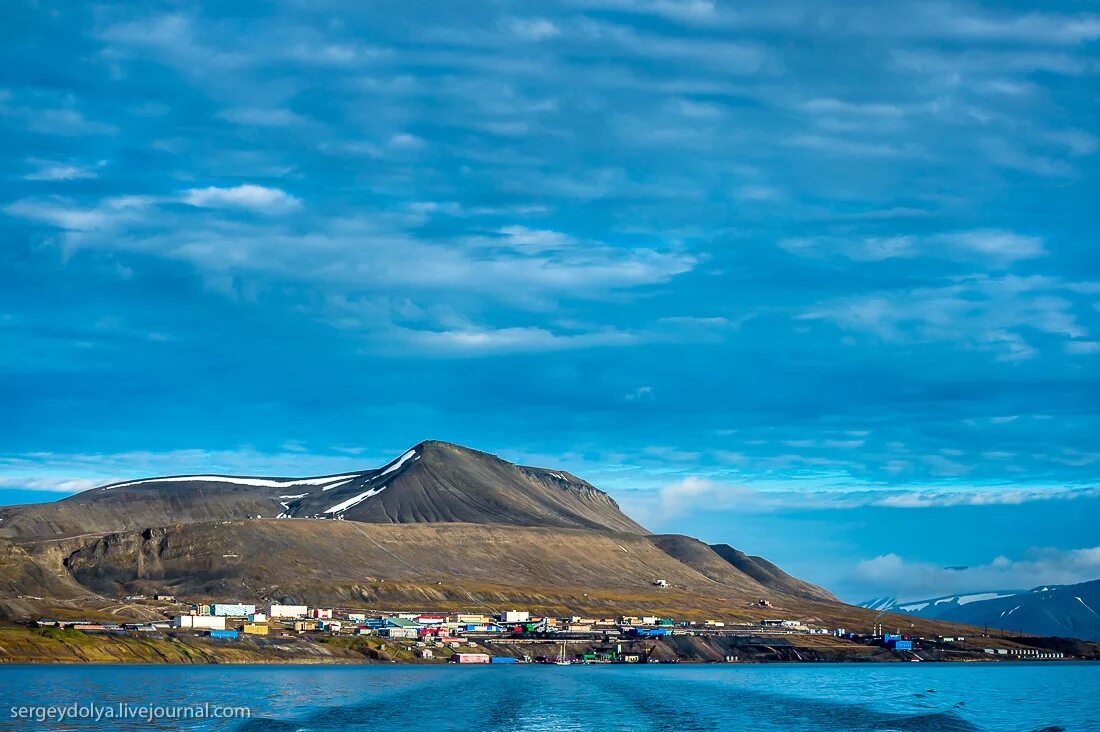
[858,591,1024,617]
[859,581,1100,641]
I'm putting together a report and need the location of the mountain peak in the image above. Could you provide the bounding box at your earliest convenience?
[0,441,646,539]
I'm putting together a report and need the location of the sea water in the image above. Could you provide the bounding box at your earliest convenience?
[0,662,1096,731]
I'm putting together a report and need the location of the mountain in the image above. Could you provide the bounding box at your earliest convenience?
[4,439,1045,643]
[0,441,645,541]
[935,583,1100,641]
[857,591,1024,619]
[708,544,838,603]
[859,583,1100,641]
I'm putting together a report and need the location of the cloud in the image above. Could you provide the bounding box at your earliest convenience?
[181,185,301,213]
[781,230,1044,265]
[848,546,1100,601]
[0,447,384,494]
[505,18,561,41]
[926,9,1100,45]
[219,108,309,128]
[574,0,718,25]
[981,137,1076,177]
[5,190,696,307]
[0,477,107,494]
[577,19,771,73]
[789,135,910,158]
[3,196,154,232]
[396,324,638,355]
[640,476,1100,522]
[25,108,116,136]
[490,226,575,253]
[23,159,106,182]
[936,230,1045,263]
[874,485,1100,508]
[801,275,1088,360]
[1066,340,1100,355]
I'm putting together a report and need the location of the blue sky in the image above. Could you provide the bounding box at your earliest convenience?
[2,0,1099,601]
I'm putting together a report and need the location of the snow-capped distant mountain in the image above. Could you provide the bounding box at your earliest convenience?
[859,581,1100,640]
[857,591,1023,619]
[857,596,899,612]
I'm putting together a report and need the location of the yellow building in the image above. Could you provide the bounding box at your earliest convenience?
[243,623,269,636]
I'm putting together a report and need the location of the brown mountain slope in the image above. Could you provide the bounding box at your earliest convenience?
[709,544,839,602]
[64,520,763,606]
[0,537,104,619]
[51,519,997,637]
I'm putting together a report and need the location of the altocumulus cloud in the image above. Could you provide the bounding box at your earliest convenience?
[2,0,1100,579]
[181,184,301,213]
[640,477,1100,520]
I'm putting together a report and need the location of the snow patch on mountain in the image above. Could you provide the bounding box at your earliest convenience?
[324,486,387,514]
[104,473,361,491]
[376,449,418,479]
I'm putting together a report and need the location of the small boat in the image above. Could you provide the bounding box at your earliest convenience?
[554,640,572,665]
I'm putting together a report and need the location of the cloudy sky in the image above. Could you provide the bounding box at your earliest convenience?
[3,0,1099,601]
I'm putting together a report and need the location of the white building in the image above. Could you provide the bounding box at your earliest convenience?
[500,611,530,623]
[267,604,308,618]
[212,603,256,617]
[173,615,226,630]
[380,627,419,639]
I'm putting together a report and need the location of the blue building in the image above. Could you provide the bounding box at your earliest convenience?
[208,630,239,639]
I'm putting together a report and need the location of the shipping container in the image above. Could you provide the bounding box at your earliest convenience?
[208,630,239,639]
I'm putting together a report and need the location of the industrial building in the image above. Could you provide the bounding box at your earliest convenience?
[173,615,226,630]
[266,604,308,618]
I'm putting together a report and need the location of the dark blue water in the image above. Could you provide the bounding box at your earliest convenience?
[0,663,1096,731]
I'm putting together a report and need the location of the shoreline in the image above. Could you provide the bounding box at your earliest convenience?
[1,626,1093,666]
